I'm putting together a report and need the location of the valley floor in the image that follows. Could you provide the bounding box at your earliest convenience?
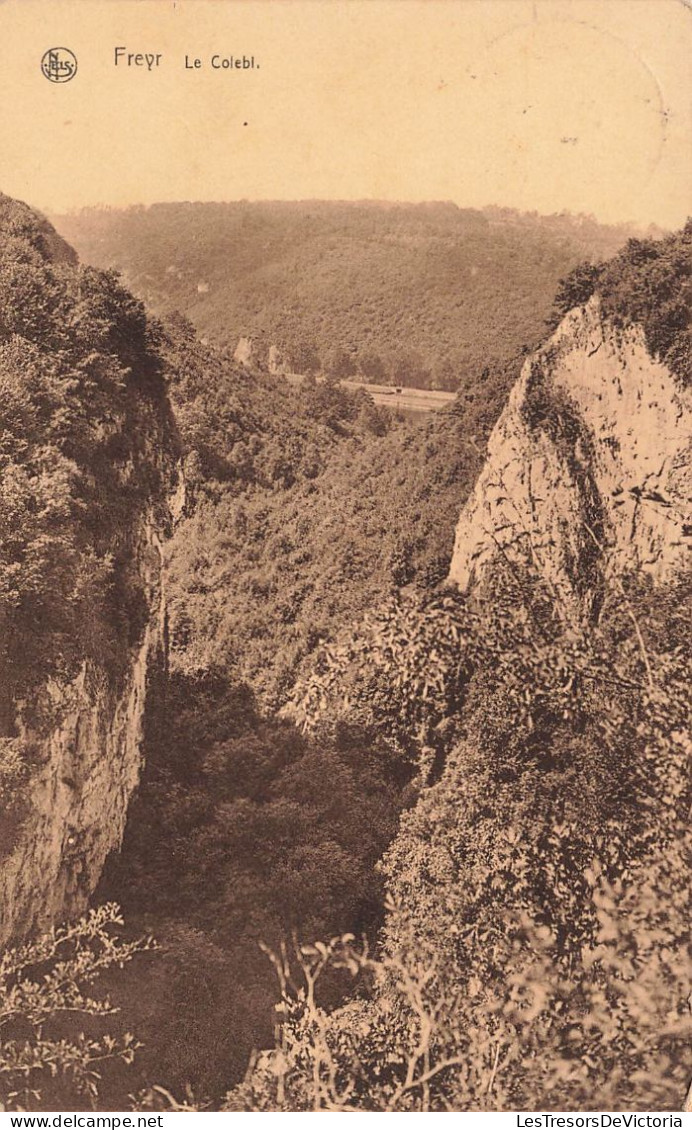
[282,372,458,414]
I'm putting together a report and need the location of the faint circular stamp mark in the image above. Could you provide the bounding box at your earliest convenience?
[41,48,78,83]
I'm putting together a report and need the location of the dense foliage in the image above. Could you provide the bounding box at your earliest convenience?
[0,194,176,737]
[95,663,414,1102]
[233,568,691,1111]
[0,196,518,1105]
[91,218,692,1109]
[53,202,644,391]
[159,312,515,708]
[86,286,519,1105]
[0,905,144,1111]
[549,220,692,386]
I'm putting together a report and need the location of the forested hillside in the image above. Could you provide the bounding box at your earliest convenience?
[0,193,179,1104]
[52,202,650,390]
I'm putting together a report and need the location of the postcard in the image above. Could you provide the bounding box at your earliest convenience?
[0,0,690,1116]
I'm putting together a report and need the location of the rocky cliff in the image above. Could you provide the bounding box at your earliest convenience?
[0,519,167,944]
[448,296,691,611]
[0,195,179,943]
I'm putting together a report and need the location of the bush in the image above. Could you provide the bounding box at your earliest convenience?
[0,196,176,737]
[252,564,691,1111]
[0,739,34,856]
[546,261,604,329]
[225,845,691,1112]
[548,222,692,386]
[0,905,146,1111]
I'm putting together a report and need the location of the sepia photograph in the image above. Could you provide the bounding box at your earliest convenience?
[0,0,690,1115]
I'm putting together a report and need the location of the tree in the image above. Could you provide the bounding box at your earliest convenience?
[430,357,458,392]
[546,261,603,329]
[286,340,321,377]
[357,351,386,383]
[323,348,357,381]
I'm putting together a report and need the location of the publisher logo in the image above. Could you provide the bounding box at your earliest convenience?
[41,48,78,83]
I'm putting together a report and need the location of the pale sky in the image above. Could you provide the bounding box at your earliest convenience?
[0,0,690,227]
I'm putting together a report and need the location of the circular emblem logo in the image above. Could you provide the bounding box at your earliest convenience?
[41,48,78,83]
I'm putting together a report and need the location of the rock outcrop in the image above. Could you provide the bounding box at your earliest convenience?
[0,516,167,944]
[268,344,285,375]
[234,336,256,367]
[448,298,691,612]
[0,195,179,943]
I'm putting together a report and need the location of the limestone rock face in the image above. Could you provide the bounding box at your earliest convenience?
[0,194,181,943]
[234,336,255,366]
[448,299,691,609]
[0,510,170,946]
[268,344,285,374]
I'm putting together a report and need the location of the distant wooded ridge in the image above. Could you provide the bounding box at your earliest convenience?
[52,201,658,392]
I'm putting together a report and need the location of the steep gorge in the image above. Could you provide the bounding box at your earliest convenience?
[1,195,689,1110]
